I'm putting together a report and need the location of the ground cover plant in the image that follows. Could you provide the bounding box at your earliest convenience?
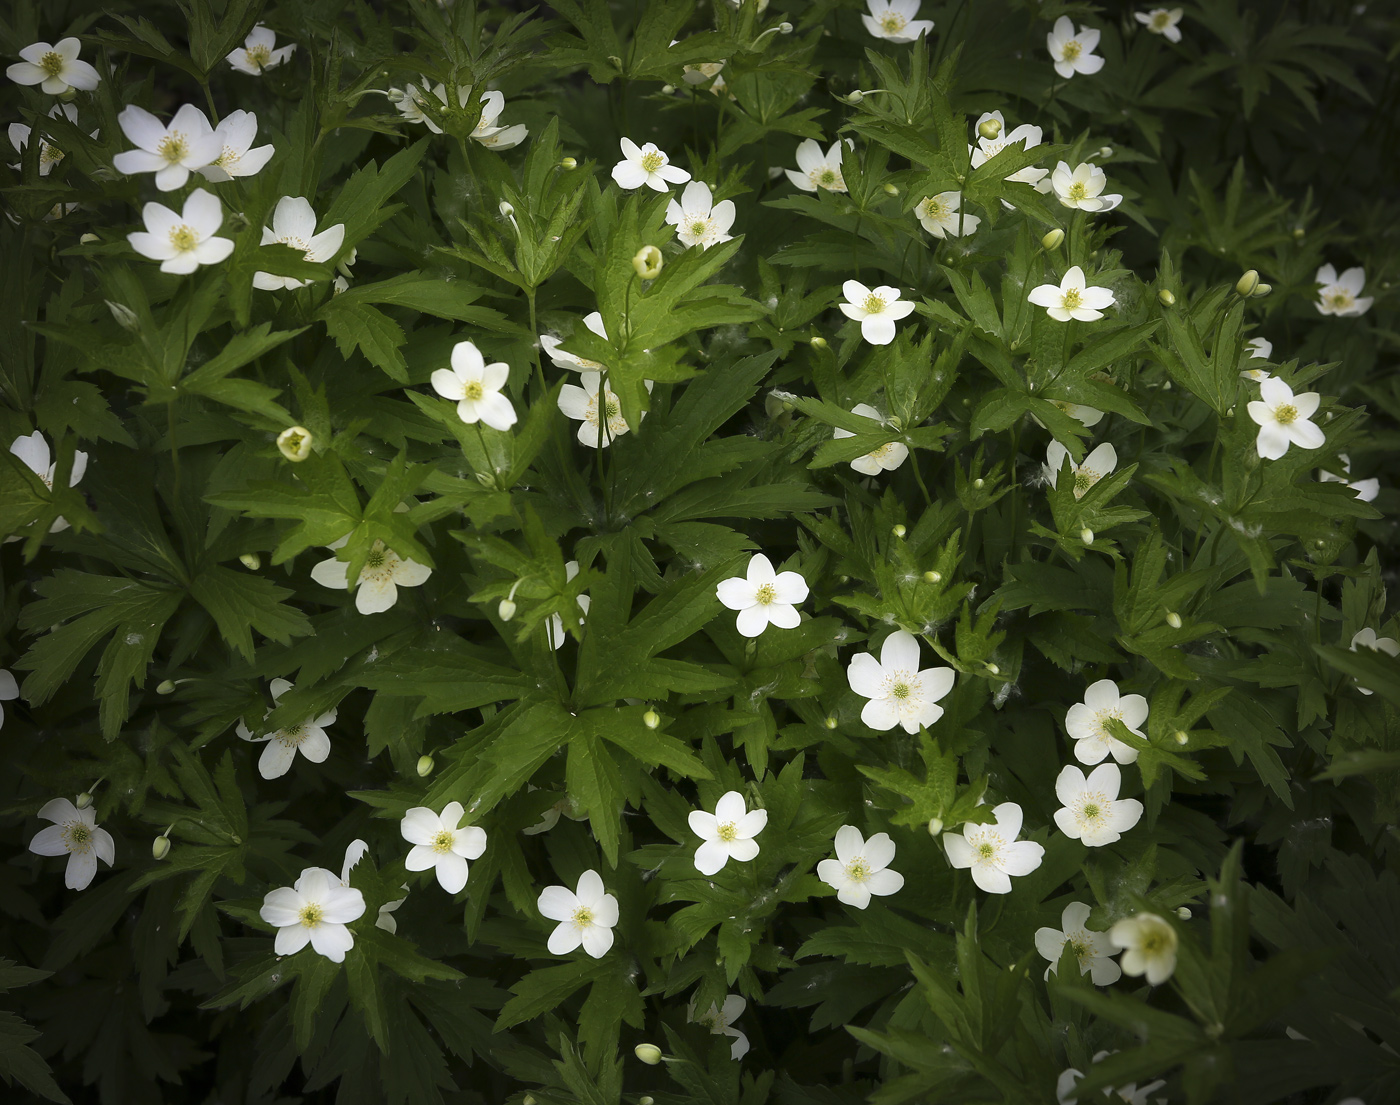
[2,0,1399,1102]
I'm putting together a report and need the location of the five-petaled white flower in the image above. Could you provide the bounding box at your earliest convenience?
[537,869,619,957]
[689,791,768,876]
[1058,1051,1167,1105]
[1241,336,1273,382]
[840,280,915,346]
[128,188,234,274]
[1350,628,1400,697]
[1029,266,1116,322]
[834,403,910,476]
[943,802,1044,894]
[716,553,809,638]
[1314,264,1373,317]
[1045,441,1118,500]
[847,629,956,733]
[7,38,100,95]
[197,110,274,181]
[431,339,517,431]
[817,825,905,909]
[310,533,432,615]
[8,103,89,177]
[970,112,1051,193]
[690,994,750,1060]
[1035,901,1122,985]
[0,669,17,730]
[1135,8,1184,42]
[665,181,736,250]
[1053,763,1143,848]
[401,801,488,894]
[1065,678,1148,765]
[1320,454,1379,503]
[1246,377,1324,461]
[227,25,296,74]
[861,0,934,43]
[28,797,115,891]
[557,372,651,448]
[8,431,88,533]
[541,312,608,373]
[612,137,690,192]
[1108,912,1178,985]
[915,191,980,238]
[113,104,220,191]
[1047,17,1105,79]
[260,866,366,963]
[238,678,338,779]
[253,196,346,291]
[786,138,850,193]
[1050,161,1122,213]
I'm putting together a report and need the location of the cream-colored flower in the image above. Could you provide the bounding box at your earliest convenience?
[1314,264,1373,317]
[1246,378,1324,461]
[839,280,915,345]
[833,403,910,476]
[431,339,517,431]
[253,196,345,291]
[915,191,980,238]
[1028,266,1116,322]
[1047,16,1105,79]
[401,802,488,893]
[943,803,1044,894]
[1108,912,1178,985]
[537,869,619,957]
[817,825,905,908]
[785,138,850,193]
[1050,161,1121,213]
[310,534,432,614]
[557,372,651,448]
[260,866,365,962]
[113,104,219,191]
[1053,763,1143,848]
[1035,901,1121,984]
[7,38,100,95]
[1135,8,1184,42]
[1044,441,1118,500]
[28,797,115,890]
[689,791,768,876]
[226,25,296,74]
[237,678,337,779]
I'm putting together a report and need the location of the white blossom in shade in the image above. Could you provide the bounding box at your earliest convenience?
[338,840,405,931]
[1135,7,1184,42]
[1320,454,1379,504]
[392,79,449,132]
[541,312,608,372]
[970,112,1051,192]
[253,196,346,291]
[1109,912,1178,985]
[1053,763,1143,848]
[28,797,114,891]
[834,403,910,476]
[942,802,1044,894]
[1036,902,1122,984]
[400,801,488,894]
[260,866,366,962]
[861,0,934,43]
[1050,161,1122,213]
[521,788,589,835]
[1065,678,1148,765]
[1241,337,1273,382]
[537,869,619,957]
[431,339,517,431]
[113,104,219,191]
[470,89,528,150]
[688,791,768,876]
[665,181,736,250]
[1049,401,1105,428]
[689,994,750,1060]
[847,629,955,733]
[8,431,88,532]
[7,39,100,95]
[237,678,337,779]
[914,191,979,238]
[546,561,592,650]
[1029,266,1116,322]
[557,371,651,448]
[310,534,432,615]
[1047,17,1105,79]
[611,137,691,192]
[127,188,234,274]
[840,280,916,346]
[1058,1051,1166,1105]
[785,138,850,193]
[0,669,17,729]
[8,103,86,176]
[197,110,274,181]
[1314,264,1373,317]
[1044,441,1118,501]
[1246,377,1325,461]
[817,825,905,909]
[716,553,809,638]
[227,25,296,74]
[1350,628,1400,697]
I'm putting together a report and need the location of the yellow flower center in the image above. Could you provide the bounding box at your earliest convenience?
[40,143,64,166]
[689,219,709,237]
[1140,930,1168,954]
[1274,403,1298,425]
[1068,181,1088,201]
[63,821,93,852]
[880,13,907,33]
[813,167,843,190]
[891,681,911,700]
[1327,292,1351,310]
[845,858,870,882]
[279,722,307,746]
[1151,11,1171,30]
[920,197,949,220]
[1073,468,1098,495]
[464,381,484,401]
[572,906,594,928]
[639,150,664,173]
[246,43,272,68]
[1082,802,1100,820]
[1069,936,1093,963]
[604,398,620,419]
[754,583,776,605]
[1095,707,1124,741]
[432,829,456,853]
[717,821,738,842]
[977,841,996,860]
[39,51,66,78]
[214,145,239,169]
[863,293,887,314]
[1062,287,1083,311]
[1062,40,1083,61]
[298,902,324,927]
[157,132,189,164]
[169,224,199,252]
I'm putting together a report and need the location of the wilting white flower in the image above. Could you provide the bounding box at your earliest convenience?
[546,561,592,650]
[8,431,88,532]
[690,994,750,1059]
[0,669,17,729]
[1241,337,1273,382]
[401,801,488,894]
[310,533,432,615]
[537,869,619,957]
[1029,266,1116,322]
[716,553,808,638]
[1314,264,1373,317]
[834,403,910,476]
[127,188,234,274]
[338,840,405,931]
[1035,902,1122,984]
[1066,678,1148,765]
[612,137,690,192]
[28,797,115,891]
[861,0,934,43]
[197,110,274,181]
[1045,441,1118,500]
[915,191,979,238]
[470,89,528,149]
[1246,377,1324,461]
[943,802,1044,894]
[1047,16,1105,79]
[391,81,525,147]
[113,104,219,191]
[1109,912,1178,985]
[541,312,608,373]
[557,371,651,448]
[227,25,296,74]
[8,103,89,176]
[1350,628,1400,697]
[1050,161,1121,213]
[665,181,736,249]
[1135,8,1184,42]
[1320,454,1379,503]
[7,38,100,95]
[260,866,366,962]
[840,280,915,345]
[689,791,768,876]
[1058,1051,1166,1105]
[970,112,1051,192]
[847,629,955,733]
[237,678,337,779]
[817,825,905,909]
[431,339,517,431]
[1053,763,1143,848]
[253,196,346,291]
[785,138,850,193]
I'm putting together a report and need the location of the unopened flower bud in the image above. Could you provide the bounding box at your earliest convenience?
[923,570,941,583]
[105,299,140,332]
[810,335,827,348]
[640,1098,655,1105]
[1292,227,1304,239]
[824,716,838,730]
[276,426,313,462]
[156,679,177,695]
[416,754,435,777]
[972,478,985,489]
[79,232,99,244]
[498,200,514,217]
[845,90,865,104]
[1158,289,1176,306]
[1235,269,1260,297]
[75,792,93,810]
[152,835,171,861]
[239,553,261,570]
[892,524,906,538]
[1174,730,1189,745]
[660,84,675,94]
[978,117,1002,140]
[642,709,660,729]
[1252,283,1271,298]
[385,88,406,104]
[1080,527,1094,545]
[1097,146,1113,159]
[498,598,517,621]
[634,1043,663,1065]
[606,55,623,68]
[1041,228,1064,250]
[926,816,943,836]
[523,1097,535,1105]
[632,245,663,280]
[560,156,577,170]
[984,661,1000,676]
[779,21,793,33]
[1176,906,1192,920]
[1165,611,1182,629]
[882,182,899,195]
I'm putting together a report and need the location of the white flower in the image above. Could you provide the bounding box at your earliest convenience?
[0,669,17,729]
[431,339,517,431]
[840,280,916,346]
[1047,17,1105,79]
[1314,264,1373,317]
[310,533,432,615]
[688,791,768,876]
[834,403,910,476]
[665,181,736,250]
[1049,401,1105,428]
[846,629,955,733]
[785,138,850,193]
[127,188,234,274]
[7,38,100,95]
[8,431,88,532]
[227,25,296,74]
[28,797,115,890]
[1035,902,1122,985]
[537,869,619,957]
[392,82,524,146]
[196,110,274,181]
[1135,8,1184,42]
[1053,763,1143,848]
[1241,337,1273,382]
[611,137,690,192]
[546,561,592,650]
[716,553,809,638]
[1108,912,1178,985]
[260,866,366,963]
[1065,679,1148,765]
[392,79,449,132]
[914,191,980,238]
[1050,161,1122,213]
[557,371,651,448]
[470,89,528,149]
[970,112,1051,192]
[1058,1051,1166,1105]
[400,802,488,894]
[690,994,750,1059]
[1350,628,1400,696]
[1320,454,1379,503]
[237,678,338,779]
[817,825,905,909]
[113,104,219,191]
[942,802,1044,894]
[253,196,346,291]
[861,0,934,43]
[1044,441,1118,500]
[541,311,608,373]
[1246,377,1325,461]
[8,103,88,176]
[1029,266,1116,322]
[338,840,405,931]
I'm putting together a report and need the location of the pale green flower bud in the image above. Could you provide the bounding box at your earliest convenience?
[1174,730,1189,745]
[1235,269,1260,297]
[978,117,1002,140]
[973,478,985,489]
[927,816,944,836]
[1252,283,1271,298]
[882,182,899,195]
[633,245,663,280]
[810,335,827,348]
[156,679,177,695]
[924,570,941,583]
[75,792,93,809]
[984,661,1000,676]
[276,426,313,462]
[1097,146,1113,159]
[1081,527,1094,545]
[105,299,140,332]
[498,598,517,621]
[634,1043,663,1065]
[416,754,435,777]
[643,709,660,729]
[778,21,793,33]
[1176,906,1192,920]
[79,233,99,244]
[560,157,577,170]
[498,201,514,217]
[845,90,864,105]
[660,84,675,94]
[239,553,261,570]
[892,524,906,537]
[1041,228,1064,250]
[152,835,171,861]
[1165,611,1182,629]
[1158,289,1176,306]
[824,716,838,730]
